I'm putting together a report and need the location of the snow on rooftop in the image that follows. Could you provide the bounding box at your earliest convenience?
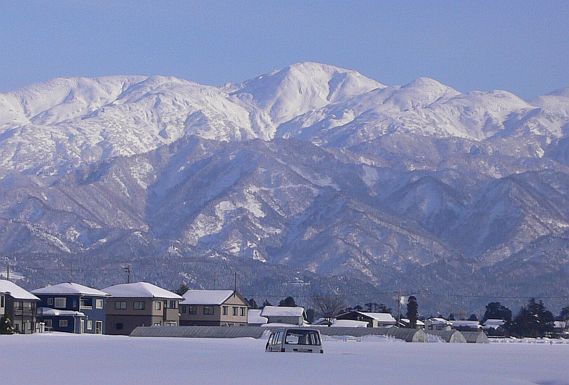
[359,312,397,323]
[400,318,425,326]
[37,307,84,317]
[32,282,109,297]
[331,319,369,328]
[247,309,268,325]
[181,290,235,305]
[0,279,39,300]
[102,282,182,299]
[260,306,305,317]
[426,318,451,324]
[450,320,481,328]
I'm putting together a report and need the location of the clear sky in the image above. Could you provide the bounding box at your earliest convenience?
[1,0,568,99]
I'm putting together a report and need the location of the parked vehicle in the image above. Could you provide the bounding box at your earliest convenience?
[265,328,323,353]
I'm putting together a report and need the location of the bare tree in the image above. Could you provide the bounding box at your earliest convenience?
[312,294,347,326]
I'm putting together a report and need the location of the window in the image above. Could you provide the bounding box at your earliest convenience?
[134,301,145,310]
[168,300,178,309]
[203,306,214,315]
[14,301,22,310]
[54,297,66,308]
[232,306,238,316]
[188,305,197,315]
[44,319,52,328]
[222,306,228,315]
[0,294,4,308]
[116,323,124,330]
[95,299,104,309]
[114,301,127,310]
[87,320,93,330]
[80,298,93,309]
[240,307,246,316]
[47,297,53,306]
[155,301,162,311]
[59,319,68,328]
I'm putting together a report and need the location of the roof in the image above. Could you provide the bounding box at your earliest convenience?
[0,279,39,301]
[400,318,425,326]
[360,312,396,323]
[102,282,182,299]
[32,282,109,297]
[426,317,451,325]
[261,306,305,317]
[483,319,506,329]
[247,309,268,324]
[331,319,368,328]
[451,320,481,328]
[181,290,235,305]
[37,307,84,317]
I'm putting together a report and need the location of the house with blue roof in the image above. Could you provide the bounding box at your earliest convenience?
[32,282,109,334]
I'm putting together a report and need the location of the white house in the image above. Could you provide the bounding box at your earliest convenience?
[260,306,305,326]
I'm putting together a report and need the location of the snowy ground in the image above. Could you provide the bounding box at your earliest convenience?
[1,334,568,385]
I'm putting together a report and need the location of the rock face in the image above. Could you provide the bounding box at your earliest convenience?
[1,62,569,312]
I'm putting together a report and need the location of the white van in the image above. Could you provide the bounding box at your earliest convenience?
[265,328,324,353]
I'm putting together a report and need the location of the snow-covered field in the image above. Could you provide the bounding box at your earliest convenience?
[1,334,568,385]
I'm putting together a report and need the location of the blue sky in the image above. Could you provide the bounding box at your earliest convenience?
[0,1,568,99]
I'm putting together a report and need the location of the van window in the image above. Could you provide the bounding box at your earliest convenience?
[285,330,321,346]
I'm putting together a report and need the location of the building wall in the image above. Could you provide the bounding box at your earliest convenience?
[0,294,5,317]
[105,297,180,335]
[266,315,303,326]
[180,294,248,326]
[37,294,106,334]
[5,296,37,334]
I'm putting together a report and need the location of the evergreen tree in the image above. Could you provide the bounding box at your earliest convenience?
[510,298,554,338]
[406,296,418,328]
[245,298,258,309]
[305,308,316,323]
[279,296,296,307]
[468,313,479,321]
[174,284,189,296]
[0,315,14,335]
[262,299,272,308]
[559,306,569,321]
[448,313,456,321]
[482,302,512,323]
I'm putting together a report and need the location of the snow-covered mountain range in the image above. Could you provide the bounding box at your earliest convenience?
[1,62,568,311]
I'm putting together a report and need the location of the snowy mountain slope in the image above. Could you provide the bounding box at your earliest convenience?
[1,62,569,307]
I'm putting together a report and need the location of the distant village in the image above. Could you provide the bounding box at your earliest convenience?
[1,277,568,343]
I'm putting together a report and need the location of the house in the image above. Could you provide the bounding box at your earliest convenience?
[336,311,397,328]
[32,282,109,334]
[179,290,248,326]
[103,282,182,335]
[0,279,40,334]
[424,317,452,331]
[247,309,268,326]
[260,306,306,326]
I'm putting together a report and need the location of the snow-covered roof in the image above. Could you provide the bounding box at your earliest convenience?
[32,282,109,297]
[247,309,268,325]
[426,317,451,325]
[181,290,235,305]
[331,319,369,328]
[37,307,84,317]
[0,279,39,301]
[102,282,182,299]
[483,319,506,329]
[451,320,481,328]
[400,318,425,326]
[261,306,305,317]
[360,312,397,323]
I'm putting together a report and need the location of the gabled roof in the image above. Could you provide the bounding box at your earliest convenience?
[102,282,182,299]
[331,319,368,328]
[359,312,397,323]
[32,282,109,297]
[181,290,236,305]
[261,305,305,317]
[0,279,39,301]
[400,318,425,326]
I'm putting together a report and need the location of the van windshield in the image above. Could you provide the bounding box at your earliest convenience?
[284,330,321,346]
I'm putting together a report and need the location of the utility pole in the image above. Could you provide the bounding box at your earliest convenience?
[6,264,10,280]
[234,272,237,293]
[122,265,132,283]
